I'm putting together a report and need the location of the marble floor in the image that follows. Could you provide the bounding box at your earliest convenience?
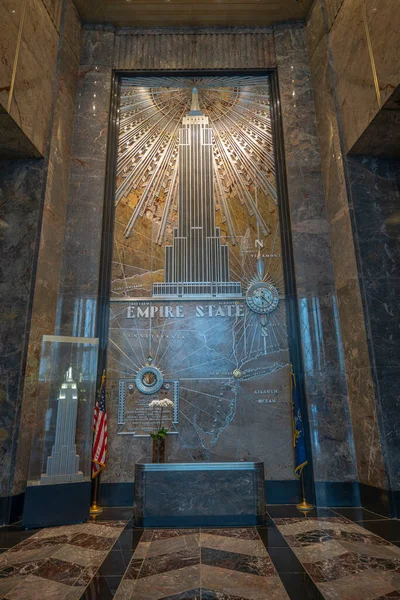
[1,506,400,599]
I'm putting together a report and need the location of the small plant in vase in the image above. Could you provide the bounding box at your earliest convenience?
[149,398,174,463]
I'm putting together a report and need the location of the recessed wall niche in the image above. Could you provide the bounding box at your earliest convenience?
[106,75,294,482]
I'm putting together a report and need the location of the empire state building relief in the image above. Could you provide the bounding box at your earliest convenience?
[107,77,294,478]
[153,88,241,298]
[113,76,276,302]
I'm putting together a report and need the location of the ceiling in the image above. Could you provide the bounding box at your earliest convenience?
[74,0,314,28]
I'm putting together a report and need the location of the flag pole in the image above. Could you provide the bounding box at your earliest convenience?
[290,364,313,512]
[90,369,107,516]
[90,473,103,515]
[297,468,313,512]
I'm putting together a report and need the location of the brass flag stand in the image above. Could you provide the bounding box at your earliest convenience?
[90,474,103,515]
[297,469,313,512]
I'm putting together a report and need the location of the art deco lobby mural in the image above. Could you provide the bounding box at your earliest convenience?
[107,76,294,481]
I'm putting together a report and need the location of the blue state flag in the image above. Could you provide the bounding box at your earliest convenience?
[291,366,308,477]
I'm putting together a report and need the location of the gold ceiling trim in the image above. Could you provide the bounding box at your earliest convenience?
[8,0,28,113]
[361,2,381,108]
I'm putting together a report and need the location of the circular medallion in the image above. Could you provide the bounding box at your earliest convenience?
[246,282,280,315]
[232,369,242,379]
[135,366,164,395]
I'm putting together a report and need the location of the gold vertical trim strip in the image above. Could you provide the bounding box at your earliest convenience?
[362,1,381,108]
[7,0,28,113]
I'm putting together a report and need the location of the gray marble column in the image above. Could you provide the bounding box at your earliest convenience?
[56,25,115,337]
[273,23,358,503]
[305,0,387,498]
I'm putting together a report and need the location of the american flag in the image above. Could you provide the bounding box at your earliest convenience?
[92,371,107,478]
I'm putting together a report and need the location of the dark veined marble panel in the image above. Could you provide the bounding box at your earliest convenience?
[347,156,400,497]
[0,158,45,520]
[134,459,266,526]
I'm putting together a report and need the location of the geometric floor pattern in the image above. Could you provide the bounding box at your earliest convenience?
[114,528,289,599]
[275,515,400,600]
[1,506,400,599]
[0,519,127,599]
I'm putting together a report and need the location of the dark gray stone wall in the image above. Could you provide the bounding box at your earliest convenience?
[0,159,45,522]
[347,156,400,495]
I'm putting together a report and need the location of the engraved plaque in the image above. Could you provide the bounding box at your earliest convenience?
[118,379,179,436]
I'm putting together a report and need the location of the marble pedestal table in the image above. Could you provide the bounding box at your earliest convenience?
[134,456,266,527]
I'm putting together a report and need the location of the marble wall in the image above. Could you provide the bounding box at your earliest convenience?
[0,0,63,517]
[306,0,387,492]
[4,17,376,512]
[321,0,400,154]
[0,0,65,519]
[5,0,81,506]
[0,159,44,523]
[273,24,358,502]
[351,87,400,157]
[347,157,400,494]
[55,27,115,340]
[11,25,114,504]
[0,0,61,157]
[54,25,358,503]
[306,0,400,511]
[88,25,359,501]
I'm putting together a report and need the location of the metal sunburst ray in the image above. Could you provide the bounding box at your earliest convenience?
[116,77,278,247]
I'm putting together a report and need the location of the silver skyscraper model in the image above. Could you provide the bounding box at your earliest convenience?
[153,88,242,298]
[40,367,84,484]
